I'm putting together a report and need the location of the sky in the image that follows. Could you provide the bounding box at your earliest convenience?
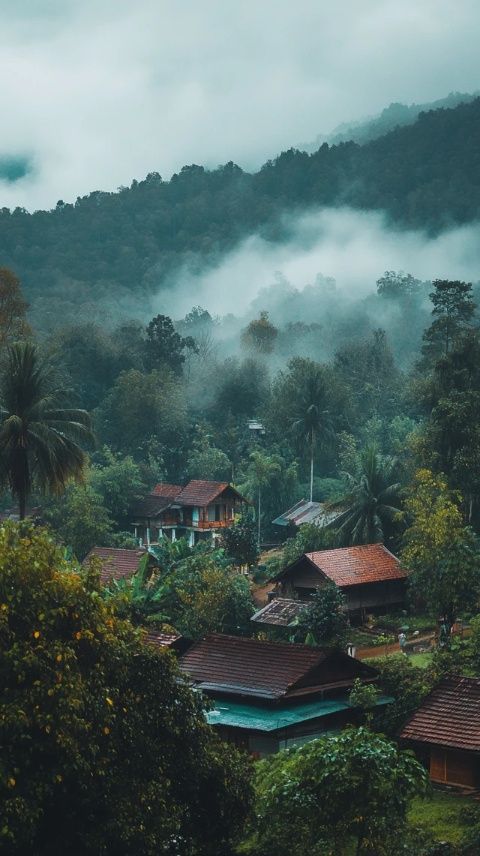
[0,0,479,210]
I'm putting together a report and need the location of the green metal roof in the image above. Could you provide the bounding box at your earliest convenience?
[206,695,393,732]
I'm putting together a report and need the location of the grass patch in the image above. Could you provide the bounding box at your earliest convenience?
[408,788,474,845]
[409,652,434,668]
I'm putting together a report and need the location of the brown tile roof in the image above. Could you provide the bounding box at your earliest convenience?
[176,480,230,506]
[305,543,405,588]
[401,676,480,752]
[84,546,146,585]
[142,629,183,648]
[251,598,309,627]
[130,494,172,519]
[151,483,183,499]
[179,633,376,700]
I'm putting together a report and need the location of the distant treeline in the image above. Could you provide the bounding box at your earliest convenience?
[1,96,480,329]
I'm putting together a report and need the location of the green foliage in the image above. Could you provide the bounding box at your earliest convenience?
[348,677,380,721]
[246,727,428,856]
[43,483,114,560]
[0,268,30,349]
[220,511,259,569]
[0,523,252,855]
[402,469,480,629]
[127,544,254,638]
[186,429,231,481]
[293,582,348,648]
[90,447,147,529]
[0,342,93,518]
[241,311,278,354]
[267,522,336,577]
[422,279,476,364]
[367,654,434,736]
[329,443,403,545]
[145,313,198,374]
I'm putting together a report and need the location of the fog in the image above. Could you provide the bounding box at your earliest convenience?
[0,0,480,209]
[153,208,480,324]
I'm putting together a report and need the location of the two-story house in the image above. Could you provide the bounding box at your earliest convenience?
[130,479,250,546]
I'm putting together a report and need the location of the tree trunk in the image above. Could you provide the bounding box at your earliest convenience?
[310,429,314,503]
[19,490,26,521]
[258,487,261,548]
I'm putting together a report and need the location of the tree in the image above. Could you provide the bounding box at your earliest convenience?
[293,582,348,648]
[0,523,252,855]
[422,279,476,363]
[186,430,231,481]
[241,311,278,354]
[401,469,480,632]
[329,444,403,545]
[240,450,282,546]
[89,447,147,530]
[376,270,421,299]
[128,548,254,638]
[144,313,198,374]
[43,483,114,560]
[247,727,427,856]
[0,343,92,519]
[220,510,259,570]
[288,360,334,502]
[0,268,30,348]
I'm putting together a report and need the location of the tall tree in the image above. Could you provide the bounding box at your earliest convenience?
[288,360,334,502]
[241,310,278,354]
[401,469,480,632]
[329,444,402,545]
[145,313,198,374]
[0,343,93,519]
[241,450,281,546]
[422,279,476,364]
[0,267,30,349]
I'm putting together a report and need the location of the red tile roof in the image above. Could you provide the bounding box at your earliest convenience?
[176,480,230,506]
[84,546,146,585]
[179,633,376,700]
[304,543,405,588]
[143,629,183,648]
[401,676,480,752]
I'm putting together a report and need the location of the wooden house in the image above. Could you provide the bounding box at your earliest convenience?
[179,633,389,756]
[272,543,407,620]
[130,480,249,547]
[401,676,480,789]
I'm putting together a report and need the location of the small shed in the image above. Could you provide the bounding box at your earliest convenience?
[400,675,480,789]
[251,598,308,628]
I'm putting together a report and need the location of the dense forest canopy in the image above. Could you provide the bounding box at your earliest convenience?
[1,96,480,331]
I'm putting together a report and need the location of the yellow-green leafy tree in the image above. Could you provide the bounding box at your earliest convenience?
[0,523,251,856]
[401,469,480,631]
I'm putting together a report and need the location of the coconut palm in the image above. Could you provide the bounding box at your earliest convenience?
[0,342,93,518]
[329,444,403,545]
[240,450,281,547]
[290,364,334,503]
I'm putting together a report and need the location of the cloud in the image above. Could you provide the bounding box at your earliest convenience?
[0,0,479,210]
[152,207,480,321]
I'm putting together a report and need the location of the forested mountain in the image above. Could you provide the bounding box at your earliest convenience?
[2,96,480,329]
[299,90,478,150]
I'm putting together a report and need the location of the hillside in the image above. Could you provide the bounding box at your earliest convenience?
[299,90,478,150]
[2,96,480,329]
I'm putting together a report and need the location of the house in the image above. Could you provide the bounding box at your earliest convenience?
[400,676,480,789]
[130,480,250,547]
[83,545,155,586]
[272,543,407,620]
[272,499,340,530]
[179,633,389,756]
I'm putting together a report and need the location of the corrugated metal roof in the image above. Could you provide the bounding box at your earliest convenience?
[84,546,146,584]
[401,676,480,752]
[206,695,393,732]
[273,500,340,527]
[180,633,377,700]
[251,598,308,627]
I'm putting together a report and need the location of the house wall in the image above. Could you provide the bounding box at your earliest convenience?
[430,747,479,788]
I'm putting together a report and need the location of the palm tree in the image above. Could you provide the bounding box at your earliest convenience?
[241,450,281,547]
[0,342,93,518]
[290,364,333,503]
[328,444,402,545]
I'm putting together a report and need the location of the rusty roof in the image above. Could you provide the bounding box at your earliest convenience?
[278,543,406,588]
[142,629,183,648]
[179,633,376,700]
[401,676,480,752]
[84,546,147,585]
[251,598,309,627]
